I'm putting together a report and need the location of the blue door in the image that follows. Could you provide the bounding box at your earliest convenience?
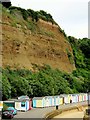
[33,100,36,108]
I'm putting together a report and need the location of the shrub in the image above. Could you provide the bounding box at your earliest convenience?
[1,0,11,8]
[9,6,29,20]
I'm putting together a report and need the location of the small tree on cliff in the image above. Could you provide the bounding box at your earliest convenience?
[0,0,11,8]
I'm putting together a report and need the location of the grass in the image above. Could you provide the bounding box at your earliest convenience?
[38,27,54,37]
[26,21,37,32]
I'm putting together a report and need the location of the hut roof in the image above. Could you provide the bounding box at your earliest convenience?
[4,99,16,102]
[15,99,29,102]
[18,95,29,100]
[33,97,45,100]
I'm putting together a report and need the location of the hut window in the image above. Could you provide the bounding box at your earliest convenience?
[21,102,25,107]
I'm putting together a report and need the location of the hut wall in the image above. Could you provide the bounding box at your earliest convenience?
[0,101,3,111]
[52,97,54,106]
[36,100,43,107]
[33,100,36,108]
[15,102,21,111]
[60,98,63,105]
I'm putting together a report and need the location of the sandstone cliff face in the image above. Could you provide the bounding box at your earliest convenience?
[1,7,76,73]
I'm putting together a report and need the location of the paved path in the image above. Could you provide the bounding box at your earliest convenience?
[13,101,87,119]
[14,107,56,119]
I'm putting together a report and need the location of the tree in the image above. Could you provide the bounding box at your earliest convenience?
[2,75,11,100]
[1,0,11,8]
[79,38,90,58]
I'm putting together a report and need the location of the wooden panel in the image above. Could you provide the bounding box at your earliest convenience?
[0,101,3,108]
[56,97,59,105]
[49,98,52,107]
[36,100,42,107]
[52,98,54,106]
[60,98,63,105]
[45,98,49,107]
[15,102,21,110]
[33,100,36,108]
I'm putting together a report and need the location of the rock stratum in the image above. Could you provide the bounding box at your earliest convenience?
[1,5,76,72]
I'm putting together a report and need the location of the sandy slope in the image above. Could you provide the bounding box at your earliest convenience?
[1,7,76,72]
[54,107,87,119]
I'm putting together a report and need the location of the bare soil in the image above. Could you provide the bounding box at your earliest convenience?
[1,14,76,72]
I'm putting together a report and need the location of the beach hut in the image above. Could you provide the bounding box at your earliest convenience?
[61,94,69,104]
[59,96,64,105]
[88,93,90,104]
[52,96,57,106]
[55,96,60,106]
[84,93,87,101]
[86,93,90,101]
[82,93,87,101]
[78,94,82,102]
[45,96,52,107]
[51,96,55,106]
[33,97,45,108]
[0,101,3,111]
[85,93,88,101]
[74,94,78,103]
[81,93,85,101]
[17,96,32,110]
[29,98,32,110]
[49,96,52,107]
[45,96,50,107]
[3,100,15,108]
[72,94,76,103]
[54,96,57,106]
[68,94,72,103]
[18,95,29,100]
[15,99,30,111]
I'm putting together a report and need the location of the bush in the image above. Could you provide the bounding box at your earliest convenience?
[9,6,29,20]
[2,64,85,100]
[79,38,90,58]
[1,1,11,8]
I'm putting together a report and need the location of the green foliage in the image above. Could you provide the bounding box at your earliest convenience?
[26,21,36,32]
[9,6,56,24]
[67,36,90,73]
[67,36,90,92]
[59,27,68,39]
[2,5,57,35]
[2,68,31,99]
[2,74,11,100]
[2,103,8,111]
[79,38,90,58]
[66,49,74,64]
[27,9,39,22]
[73,48,86,68]
[2,64,86,100]
[68,36,77,44]
[9,6,29,20]
[38,10,56,24]
[39,28,54,37]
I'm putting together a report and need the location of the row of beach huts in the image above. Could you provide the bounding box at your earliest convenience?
[0,93,89,112]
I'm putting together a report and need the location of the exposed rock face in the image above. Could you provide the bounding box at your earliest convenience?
[1,7,76,73]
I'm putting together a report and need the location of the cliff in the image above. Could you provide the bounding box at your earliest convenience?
[1,5,76,72]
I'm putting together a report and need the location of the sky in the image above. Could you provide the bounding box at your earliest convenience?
[10,0,89,39]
